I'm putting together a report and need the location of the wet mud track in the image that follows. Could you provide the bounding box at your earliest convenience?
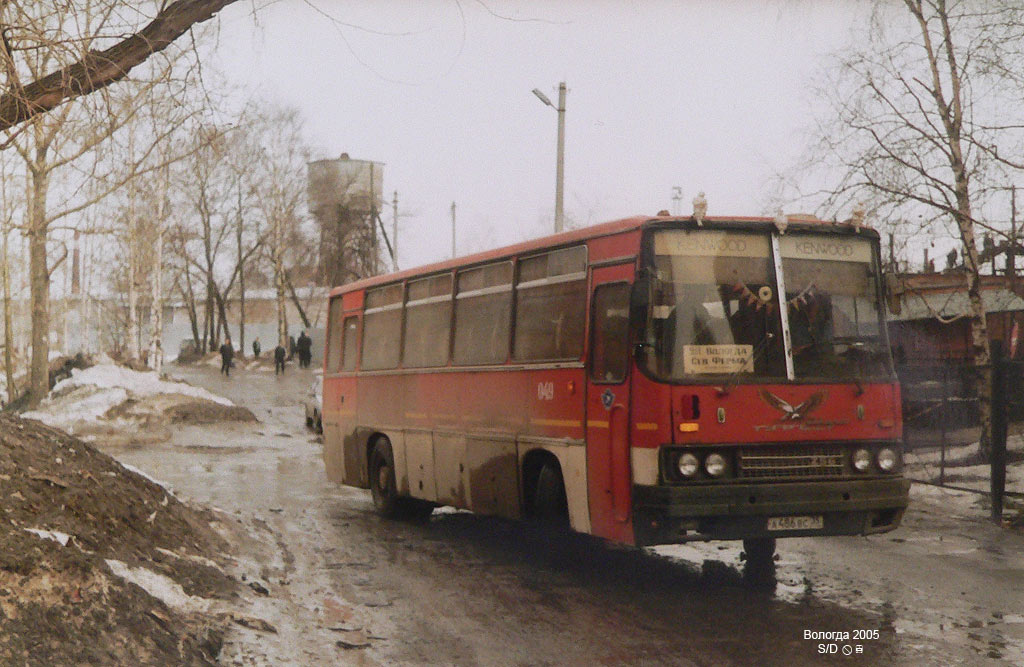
[104,365,1024,665]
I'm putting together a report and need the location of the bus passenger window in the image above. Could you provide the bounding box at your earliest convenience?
[590,283,631,383]
[403,274,452,367]
[341,316,359,371]
[362,284,403,370]
[453,262,513,365]
[514,246,587,361]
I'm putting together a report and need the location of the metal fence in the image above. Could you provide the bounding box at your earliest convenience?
[898,351,1023,523]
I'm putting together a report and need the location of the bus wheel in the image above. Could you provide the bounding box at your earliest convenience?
[742,537,776,567]
[533,462,569,529]
[369,438,400,517]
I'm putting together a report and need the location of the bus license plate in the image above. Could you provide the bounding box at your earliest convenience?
[767,515,823,531]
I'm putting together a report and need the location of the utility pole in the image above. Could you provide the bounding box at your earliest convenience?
[451,201,457,259]
[1010,185,1017,289]
[555,81,566,233]
[392,191,399,268]
[532,82,567,233]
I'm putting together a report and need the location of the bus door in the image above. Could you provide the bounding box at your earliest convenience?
[586,265,634,541]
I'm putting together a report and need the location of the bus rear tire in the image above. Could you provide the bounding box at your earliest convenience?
[369,438,401,518]
[533,462,569,529]
[742,537,776,568]
[370,438,435,521]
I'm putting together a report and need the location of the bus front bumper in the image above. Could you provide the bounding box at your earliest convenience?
[632,477,911,546]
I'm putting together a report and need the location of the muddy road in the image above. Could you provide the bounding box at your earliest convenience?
[103,365,1024,665]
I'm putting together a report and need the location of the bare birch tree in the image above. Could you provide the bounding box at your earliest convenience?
[1,2,215,405]
[249,107,312,349]
[787,0,1024,459]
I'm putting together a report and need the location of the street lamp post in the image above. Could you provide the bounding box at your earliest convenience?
[532,82,567,233]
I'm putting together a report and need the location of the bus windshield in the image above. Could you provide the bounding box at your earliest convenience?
[643,231,787,380]
[780,234,891,380]
[640,229,892,382]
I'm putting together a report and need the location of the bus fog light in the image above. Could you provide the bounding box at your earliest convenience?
[852,448,872,472]
[705,453,727,477]
[677,452,699,478]
[877,447,898,472]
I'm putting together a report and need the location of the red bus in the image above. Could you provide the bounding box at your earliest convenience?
[321,213,910,563]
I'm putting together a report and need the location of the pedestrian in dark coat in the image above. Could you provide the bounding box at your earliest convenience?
[219,338,234,377]
[297,330,312,369]
[252,337,261,358]
[274,342,287,375]
[288,335,296,361]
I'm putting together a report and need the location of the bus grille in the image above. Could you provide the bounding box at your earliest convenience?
[738,445,846,479]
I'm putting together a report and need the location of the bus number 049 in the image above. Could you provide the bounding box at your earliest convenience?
[537,381,555,401]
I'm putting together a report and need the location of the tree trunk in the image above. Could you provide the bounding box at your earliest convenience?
[126,182,140,362]
[956,206,993,460]
[236,202,246,356]
[148,171,168,373]
[273,216,287,347]
[239,262,246,356]
[284,270,311,329]
[179,274,200,350]
[148,229,165,373]
[27,161,50,408]
[3,225,16,405]
[214,286,231,344]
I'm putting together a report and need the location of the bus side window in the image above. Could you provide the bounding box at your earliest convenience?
[403,274,452,367]
[326,298,345,372]
[362,284,403,370]
[341,316,359,371]
[453,262,513,365]
[590,283,631,383]
[514,246,587,361]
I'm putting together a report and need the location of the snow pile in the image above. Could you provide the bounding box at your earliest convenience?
[52,364,233,406]
[24,386,128,428]
[21,364,239,437]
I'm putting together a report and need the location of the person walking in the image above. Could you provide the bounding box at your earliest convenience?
[297,330,312,369]
[287,334,296,361]
[252,337,261,359]
[219,338,235,377]
[274,340,287,375]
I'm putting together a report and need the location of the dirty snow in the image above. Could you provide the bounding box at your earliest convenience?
[21,364,236,434]
[105,559,213,614]
[23,386,128,429]
[53,364,233,406]
[24,528,72,547]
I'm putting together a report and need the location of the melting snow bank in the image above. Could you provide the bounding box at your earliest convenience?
[51,364,233,406]
[20,364,251,438]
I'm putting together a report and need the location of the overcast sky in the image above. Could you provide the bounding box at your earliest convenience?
[209,0,866,271]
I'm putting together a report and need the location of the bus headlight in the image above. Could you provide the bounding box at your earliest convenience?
[705,453,727,477]
[852,448,872,472]
[877,447,898,472]
[677,452,699,478]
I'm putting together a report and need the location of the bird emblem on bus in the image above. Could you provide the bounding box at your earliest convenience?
[759,389,827,421]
